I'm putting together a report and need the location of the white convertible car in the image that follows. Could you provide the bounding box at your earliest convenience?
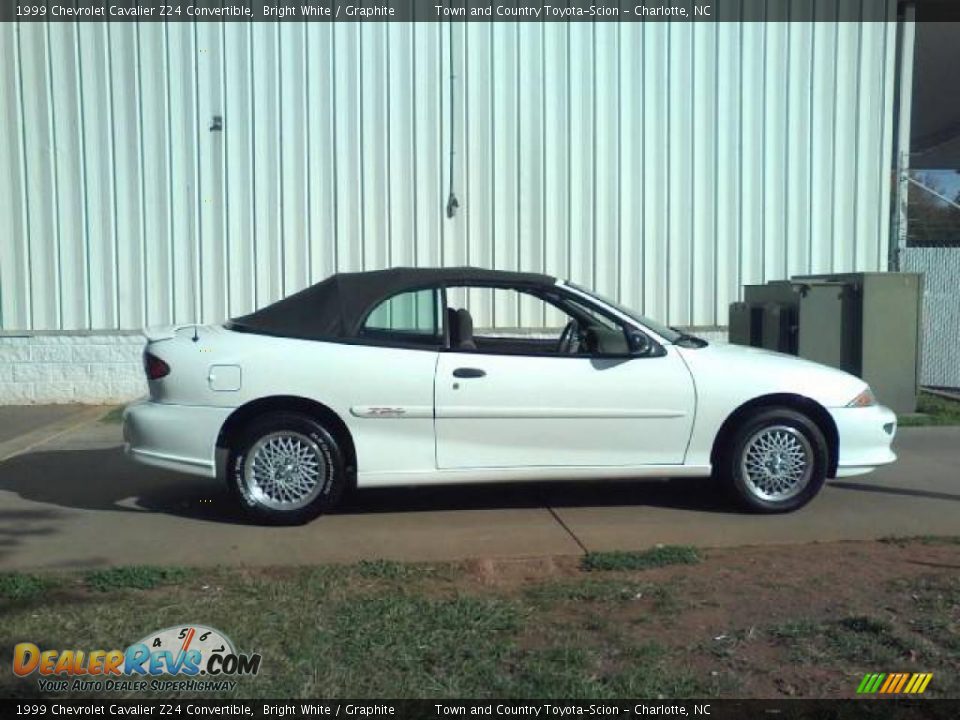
[123,267,897,524]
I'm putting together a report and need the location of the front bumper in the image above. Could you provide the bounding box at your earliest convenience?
[828,404,898,478]
[122,398,232,478]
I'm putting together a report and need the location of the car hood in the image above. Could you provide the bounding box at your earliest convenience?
[675,341,868,408]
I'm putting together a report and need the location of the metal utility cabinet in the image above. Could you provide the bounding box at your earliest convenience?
[793,281,862,374]
[729,273,922,414]
[730,282,800,355]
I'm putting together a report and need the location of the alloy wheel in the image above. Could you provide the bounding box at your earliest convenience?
[242,431,327,510]
[739,425,813,502]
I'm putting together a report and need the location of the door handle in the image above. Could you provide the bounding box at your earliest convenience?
[452,367,486,379]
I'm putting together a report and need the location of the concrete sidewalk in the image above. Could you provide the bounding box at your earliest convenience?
[0,406,958,570]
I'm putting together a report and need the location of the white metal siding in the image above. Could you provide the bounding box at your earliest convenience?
[0,11,900,332]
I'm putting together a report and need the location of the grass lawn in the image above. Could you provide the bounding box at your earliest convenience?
[99,406,125,424]
[2,539,959,700]
[899,391,960,427]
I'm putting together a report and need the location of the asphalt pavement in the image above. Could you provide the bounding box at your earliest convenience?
[0,406,958,569]
[0,405,97,445]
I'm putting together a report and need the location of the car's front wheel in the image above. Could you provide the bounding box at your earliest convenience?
[719,407,828,513]
[228,412,346,525]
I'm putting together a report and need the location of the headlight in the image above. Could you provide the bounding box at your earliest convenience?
[846,387,876,408]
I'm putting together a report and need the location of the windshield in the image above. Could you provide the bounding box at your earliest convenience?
[565,283,683,343]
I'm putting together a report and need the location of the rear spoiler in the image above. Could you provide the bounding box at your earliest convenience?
[143,324,200,343]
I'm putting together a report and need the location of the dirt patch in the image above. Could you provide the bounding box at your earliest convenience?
[448,539,960,698]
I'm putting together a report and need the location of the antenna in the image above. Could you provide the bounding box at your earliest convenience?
[191,196,200,343]
[445,15,458,219]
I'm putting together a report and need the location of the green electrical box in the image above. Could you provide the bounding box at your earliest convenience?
[728,302,756,347]
[731,273,922,414]
[795,281,861,373]
[729,282,801,353]
[793,273,922,414]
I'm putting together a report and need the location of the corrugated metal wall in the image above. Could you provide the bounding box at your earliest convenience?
[0,10,900,333]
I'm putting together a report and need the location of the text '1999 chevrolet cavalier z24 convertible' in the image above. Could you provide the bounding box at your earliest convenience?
[123,267,897,524]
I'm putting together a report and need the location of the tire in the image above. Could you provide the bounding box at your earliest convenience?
[227,411,346,525]
[718,407,828,513]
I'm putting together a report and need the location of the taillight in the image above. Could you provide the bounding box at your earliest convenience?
[144,351,170,380]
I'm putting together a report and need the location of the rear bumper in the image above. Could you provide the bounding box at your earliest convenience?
[122,398,231,478]
[828,404,898,478]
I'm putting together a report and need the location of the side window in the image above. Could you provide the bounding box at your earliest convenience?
[361,288,441,346]
[561,296,632,355]
[445,285,618,357]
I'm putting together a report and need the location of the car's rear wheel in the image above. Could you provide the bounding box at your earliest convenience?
[719,407,827,513]
[228,411,345,525]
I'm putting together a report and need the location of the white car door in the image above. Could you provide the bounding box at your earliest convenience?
[434,346,696,470]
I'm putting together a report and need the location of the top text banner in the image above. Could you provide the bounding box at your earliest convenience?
[5,0,958,24]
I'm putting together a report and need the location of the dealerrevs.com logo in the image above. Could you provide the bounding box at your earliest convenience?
[13,624,262,693]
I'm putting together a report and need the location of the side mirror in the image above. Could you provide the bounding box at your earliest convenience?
[627,330,653,357]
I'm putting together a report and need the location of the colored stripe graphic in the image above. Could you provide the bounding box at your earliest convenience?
[858,672,932,694]
[906,673,933,694]
[857,673,886,694]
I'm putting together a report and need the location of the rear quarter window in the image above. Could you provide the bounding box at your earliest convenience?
[360,288,442,347]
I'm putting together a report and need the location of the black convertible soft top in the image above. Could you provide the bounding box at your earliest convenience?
[226,266,555,341]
